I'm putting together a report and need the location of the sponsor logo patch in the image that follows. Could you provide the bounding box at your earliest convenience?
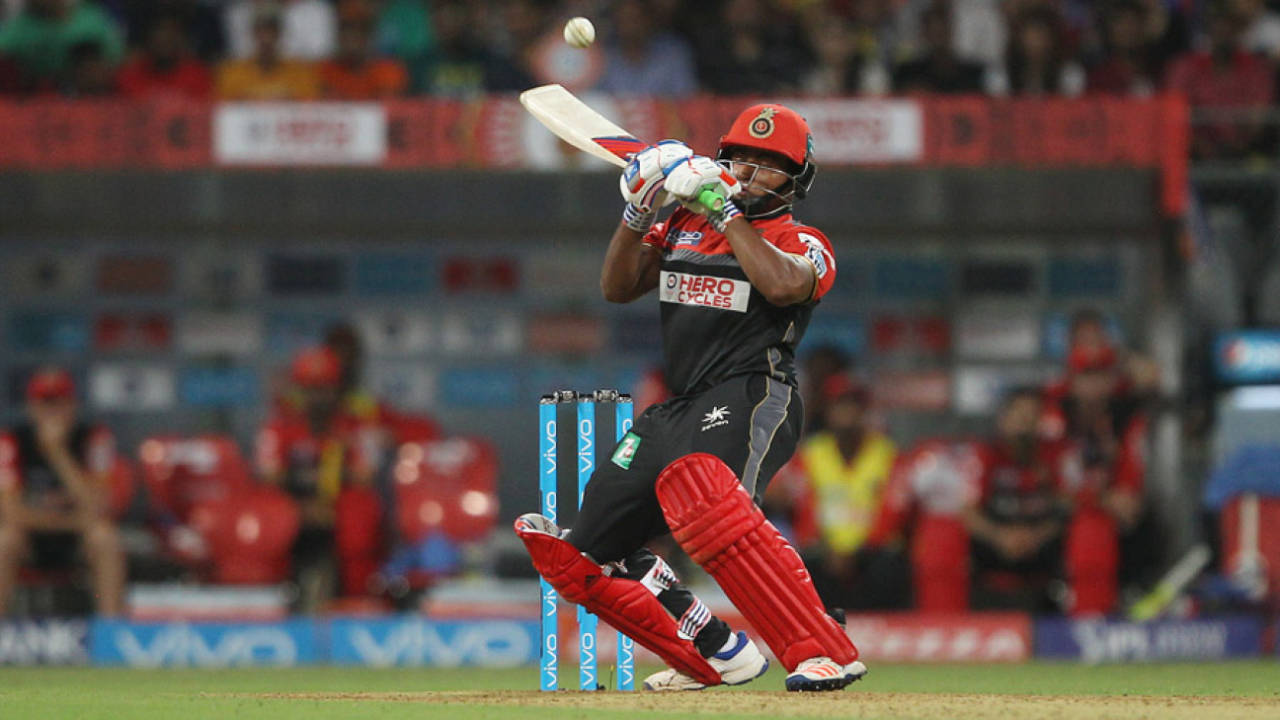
[797,233,829,277]
[659,271,750,313]
[611,431,641,469]
[674,230,703,247]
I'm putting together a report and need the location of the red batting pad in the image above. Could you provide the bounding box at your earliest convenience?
[656,453,857,671]
[515,518,720,686]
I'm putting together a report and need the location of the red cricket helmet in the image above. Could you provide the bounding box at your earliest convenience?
[717,103,817,200]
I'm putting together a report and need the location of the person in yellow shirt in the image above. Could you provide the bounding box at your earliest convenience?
[216,3,318,100]
[767,373,905,609]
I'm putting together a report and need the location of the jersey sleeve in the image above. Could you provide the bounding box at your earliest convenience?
[642,220,670,251]
[771,224,837,301]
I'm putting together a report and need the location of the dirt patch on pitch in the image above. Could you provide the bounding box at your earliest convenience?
[234,690,1280,719]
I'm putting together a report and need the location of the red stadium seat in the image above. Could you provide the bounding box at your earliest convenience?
[196,486,301,585]
[136,435,252,523]
[392,437,499,543]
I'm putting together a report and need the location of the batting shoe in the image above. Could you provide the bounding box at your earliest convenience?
[643,631,768,691]
[784,657,868,692]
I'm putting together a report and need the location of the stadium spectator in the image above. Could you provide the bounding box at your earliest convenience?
[893,0,1007,68]
[1041,309,1160,430]
[1236,0,1280,57]
[989,4,1084,96]
[224,0,334,60]
[319,0,408,99]
[595,0,697,97]
[1042,342,1153,610]
[255,346,391,609]
[696,0,810,94]
[800,8,884,95]
[0,0,124,88]
[321,322,442,443]
[120,0,226,62]
[1166,2,1275,160]
[908,387,1123,614]
[0,53,27,93]
[61,37,119,95]
[420,0,530,95]
[117,11,212,99]
[799,343,853,436]
[215,2,318,100]
[0,368,124,617]
[892,0,986,93]
[1086,0,1163,96]
[375,0,434,90]
[765,374,901,610]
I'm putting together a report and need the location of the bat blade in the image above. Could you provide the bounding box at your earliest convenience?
[519,84,645,167]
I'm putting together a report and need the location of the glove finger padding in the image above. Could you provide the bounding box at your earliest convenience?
[620,140,693,212]
[664,156,742,206]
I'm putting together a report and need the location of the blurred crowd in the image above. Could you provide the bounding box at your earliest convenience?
[1,0,1279,159]
[763,308,1166,617]
[0,324,498,616]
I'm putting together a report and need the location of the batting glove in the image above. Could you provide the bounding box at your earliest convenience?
[620,140,693,231]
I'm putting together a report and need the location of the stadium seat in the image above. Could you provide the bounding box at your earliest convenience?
[136,435,252,523]
[196,486,301,585]
[392,437,499,544]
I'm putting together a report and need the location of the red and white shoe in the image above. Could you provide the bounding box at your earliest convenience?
[643,632,768,691]
[784,657,867,692]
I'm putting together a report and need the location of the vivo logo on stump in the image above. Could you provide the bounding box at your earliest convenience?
[660,271,750,312]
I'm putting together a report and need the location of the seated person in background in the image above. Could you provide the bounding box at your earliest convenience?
[321,322,441,443]
[892,0,986,94]
[0,368,124,616]
[117,12,212,100]
[1041,308,1159,422]
[256,347,389,608]
[318,0,408,100]
[958,388,1073,612]
[1046,343,1153,611]
[216,2,318,100]
[765,375,902,610]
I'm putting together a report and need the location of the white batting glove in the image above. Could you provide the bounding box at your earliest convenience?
[619,140,693,215]
[620,141,691,233]
[665,156,744,231]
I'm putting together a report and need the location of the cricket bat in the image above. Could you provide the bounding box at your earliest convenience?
[518,84,723,211]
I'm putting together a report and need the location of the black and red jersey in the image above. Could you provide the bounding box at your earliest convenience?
[643,208,837,396]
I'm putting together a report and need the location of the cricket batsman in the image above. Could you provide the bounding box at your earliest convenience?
[516,104,865,691]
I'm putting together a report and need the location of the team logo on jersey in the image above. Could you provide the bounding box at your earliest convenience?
[749,108,777,139]
[673,230,703,247]
[797,233,829,277]
[701,406,731,432]
[660,271,750,312]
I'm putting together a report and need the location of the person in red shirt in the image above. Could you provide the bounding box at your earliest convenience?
[1165,3,1275,159]
[0,368,124,616]
[318,0,407,100]
[908,387,1118,615]
[117,12,212,100]
[256,346,389,605]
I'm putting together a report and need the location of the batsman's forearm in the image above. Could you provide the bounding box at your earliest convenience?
[722,218,813,306]
[600,223,659,303]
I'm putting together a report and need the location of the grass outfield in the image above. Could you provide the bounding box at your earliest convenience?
[1,662,1277,720]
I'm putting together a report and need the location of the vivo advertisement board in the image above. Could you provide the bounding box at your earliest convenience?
[1034,617,1263,663]
[329,617,539,667]
[90,620,316,667]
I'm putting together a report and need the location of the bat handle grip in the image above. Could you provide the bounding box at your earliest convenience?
[697,187,725,213]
